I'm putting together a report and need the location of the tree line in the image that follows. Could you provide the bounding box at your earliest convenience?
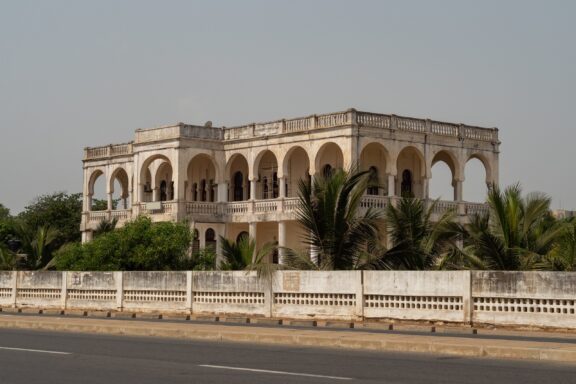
[1,169,575,272]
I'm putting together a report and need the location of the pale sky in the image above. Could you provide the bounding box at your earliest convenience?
[1,1,575,213]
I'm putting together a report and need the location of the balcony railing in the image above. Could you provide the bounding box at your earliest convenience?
[84,143,133,160]
[85,197,489,229]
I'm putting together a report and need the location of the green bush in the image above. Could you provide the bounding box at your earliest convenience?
[54,216,192,271]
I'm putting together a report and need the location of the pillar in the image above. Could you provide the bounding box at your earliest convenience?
[107,192,113,211]
[278,221,286,264]
[422,177,430,199]
[218,181,229,202]
[85,194,93,211]
[387,174,395,196]
[249,179,257,200]
[152,187,160,202]
[249,222,257,242]
[454,179,463,201]
[279,177,286,198]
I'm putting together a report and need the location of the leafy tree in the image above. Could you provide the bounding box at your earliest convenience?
[18,192,83,247]
[286,168,384,270]
[384,198,463,270]
[188,248,217,271]
[54,216,192,271]
[463,184,566,270]
[0,204,10,220]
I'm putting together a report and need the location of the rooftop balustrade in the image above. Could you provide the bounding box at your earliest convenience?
[84,110,499,160]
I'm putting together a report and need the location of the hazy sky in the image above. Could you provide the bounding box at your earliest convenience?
[1,1,575,213]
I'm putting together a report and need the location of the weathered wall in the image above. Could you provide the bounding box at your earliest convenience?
[1,271,575,329]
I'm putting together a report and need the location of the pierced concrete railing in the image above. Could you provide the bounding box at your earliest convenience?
[84,198,489,226]
[1,271,574,329]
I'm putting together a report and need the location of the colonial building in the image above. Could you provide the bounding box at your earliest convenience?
[81,109,500,260]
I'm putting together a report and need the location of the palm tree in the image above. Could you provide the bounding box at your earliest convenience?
[219,235,278,278]
[384,197,463,270]
[14,222,59,269]
[286,168,385,270]
[0,242,15,270]
[463,184,566,270]
[542,218,576,271]
[94,217,118,237]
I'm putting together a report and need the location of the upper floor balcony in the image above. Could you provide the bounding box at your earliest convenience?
[82,196,490,231]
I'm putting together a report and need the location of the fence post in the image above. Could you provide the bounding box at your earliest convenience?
[355,271,364,320]
[463,271,473,325]
[264,272,274,318]
[60,271,68,310]
[11,271,18,308]
[186,271,193,314]
[115,272,124,311]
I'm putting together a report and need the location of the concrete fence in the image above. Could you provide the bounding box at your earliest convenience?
[0,271,575,329]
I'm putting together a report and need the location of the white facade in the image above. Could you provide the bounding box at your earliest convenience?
[81,108,500,257]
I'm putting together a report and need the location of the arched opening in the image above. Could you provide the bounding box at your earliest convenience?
[322,164,333,177]
[227,154,249,201]
[255,150,279,199]
[233,171,244,201]
[401,170,413,197]
[396,146,425,198]
[315,142,344,177]
[140,155,173,202]
[282,146,310,197]
[360,142,389,196]
[88,170,107,211]
[367,166,379,195]
[429,151,458,201]
[110,168,130,209]
[464,156,489,202]
[187,154,217,202]
[205,228,216,252]
[236,231,249,244]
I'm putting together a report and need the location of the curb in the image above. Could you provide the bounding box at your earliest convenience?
[0,315,575,364]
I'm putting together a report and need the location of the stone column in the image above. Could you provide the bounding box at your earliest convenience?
[422,177,430,199]
[279,177,286,198]
[152,187,160,202]
[85,194,93,211]
[387,174,395,196]
[278,221,286,264]
[107,193,113,211]
[218,181,229,202]
[249,222,257,243]
[249,179,257,200]
[454,179,464,201]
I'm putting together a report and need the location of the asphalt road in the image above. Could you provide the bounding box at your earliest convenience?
[0,328,574,384]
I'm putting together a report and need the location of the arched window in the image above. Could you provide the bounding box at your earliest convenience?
[200,179,207,202]
[192,183,198,201]
[401,169,413,197]
[262,176,269,199]
[272,172,279,198]
[233,172,244,201]
[236,231,249,244]
[160,180,167,201]
[322,164,333,178]
[192,229,200,255]
[367,166,379,195]
[205,228,216,251]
